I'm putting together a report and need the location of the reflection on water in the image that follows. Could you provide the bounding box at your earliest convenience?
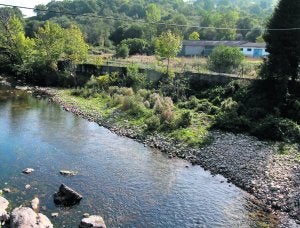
[0,87,278,227]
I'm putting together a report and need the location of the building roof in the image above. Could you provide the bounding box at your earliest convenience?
[182,40,266,48]
[239,42,266,48]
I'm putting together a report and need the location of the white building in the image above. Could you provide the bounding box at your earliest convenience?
[239,42,269,58]
[181,40,269,58]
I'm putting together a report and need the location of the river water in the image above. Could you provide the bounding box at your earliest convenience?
[0,86,279,227]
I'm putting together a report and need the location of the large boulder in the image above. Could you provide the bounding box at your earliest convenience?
[0,196,9,224]
[79,215,106,228]
[10,207,53,228]
[53,184,82,206]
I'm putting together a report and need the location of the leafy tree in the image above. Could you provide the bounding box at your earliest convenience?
[63,25,89,64]
[34,4,47,19]
[33,21,65,68]
[0,15,34,69]
[262,0,300,98]
[155,31,182,73]
[146,3,161,23]
[215,11,239,40]
[208,45,244,73]
[189,31,200,40]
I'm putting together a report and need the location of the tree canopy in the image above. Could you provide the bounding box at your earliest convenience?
[262,0,300,99]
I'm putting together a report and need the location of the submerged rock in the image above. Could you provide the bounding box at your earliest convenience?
[79,215,106,228]
[25,184,31,190]
[10,207,53,228]
[51,213,58,218]
[0,196,9,225]
[59,170,78,176]
[2,188,11,193]
[53,184,82,206]
[22,168,34,174]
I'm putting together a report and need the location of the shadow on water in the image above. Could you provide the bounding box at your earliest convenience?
[0,86,280,227]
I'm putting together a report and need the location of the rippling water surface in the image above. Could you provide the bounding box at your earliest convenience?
[0,87,278,227]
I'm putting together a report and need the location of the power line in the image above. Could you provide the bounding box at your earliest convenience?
[1,3,300,31]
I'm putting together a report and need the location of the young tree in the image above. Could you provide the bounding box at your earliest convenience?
[263,0,300,98]
[188,31,200,40]
[155,31,182,74]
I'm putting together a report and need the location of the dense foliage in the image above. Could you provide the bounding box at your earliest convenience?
[23,0,277,51]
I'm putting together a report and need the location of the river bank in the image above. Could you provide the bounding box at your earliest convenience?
[31,87,300,226]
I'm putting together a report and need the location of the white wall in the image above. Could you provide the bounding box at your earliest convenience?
[239,47,269,58]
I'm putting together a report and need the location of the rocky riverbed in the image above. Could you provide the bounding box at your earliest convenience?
[32,87,300,226]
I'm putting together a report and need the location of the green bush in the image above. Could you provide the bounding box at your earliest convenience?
[214,112,251,132]
[70,88,96,99]
[108,86,134,96]
[252,116,300,142]
[177,111,193,128]
[197,99,220,115]
[116,44,129,59]
[137,89,151,100]
[208,45,245,73]
[121,38,149,55]
[178,96,199,109]
[220,97,239,112]
[126,64,147,91]
[120,96,148,117]
[145,115,161,131]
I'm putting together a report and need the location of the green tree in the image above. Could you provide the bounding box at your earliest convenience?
[146,3,161,40]
[189,31,200,40]
[263,0,300,98]
[33,21,65,69]
[63,24,89,64]
[146,3,161,23]
[215,11,239,40]
[0,15,34,73]
[155,31,182,73]
[208,45,244,73]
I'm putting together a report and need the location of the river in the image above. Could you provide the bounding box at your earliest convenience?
[0,86,279,227]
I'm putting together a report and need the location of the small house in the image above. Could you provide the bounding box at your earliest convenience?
[239,42,268,58]
[180,40,268,58]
